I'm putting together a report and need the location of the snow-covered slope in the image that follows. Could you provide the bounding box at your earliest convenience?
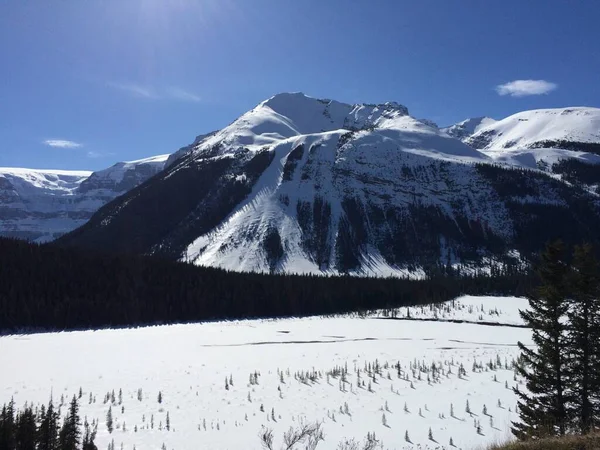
[0,295,531,450]
[459,107,600,189]
[0,155,169,241]
[466,107,600,151]
[441,117,496,141]
[58,93,600,275]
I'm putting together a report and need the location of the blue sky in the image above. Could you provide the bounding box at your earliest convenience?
[1,0,599,170]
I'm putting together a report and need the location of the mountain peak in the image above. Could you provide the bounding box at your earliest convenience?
[261,92,409,119]
[441,117,497,140]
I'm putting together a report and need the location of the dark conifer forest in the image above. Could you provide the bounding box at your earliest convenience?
[0,396,98,450]
[0,237,531,334]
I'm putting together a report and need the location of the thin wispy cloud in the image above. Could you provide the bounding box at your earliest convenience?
[107,82,159,99]
[166,86,201,103]
[108,82,201,103]
[496,79,558,97]
[43,139,82,149]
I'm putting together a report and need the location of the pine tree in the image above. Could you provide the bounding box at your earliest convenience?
[59,396,81,450]
[15,405,37,450]
[106,406,113,434]
[37,399,59,450]
[82,417,98,450]
[512,241,570,439]
[566,244,600,434]
[166,412,170,431]
[0,400,16,450]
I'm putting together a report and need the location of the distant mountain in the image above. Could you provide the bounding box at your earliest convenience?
[0,155,168,241]
[58,93,600,275]
[441,117,497,140]
[466,107,600,150]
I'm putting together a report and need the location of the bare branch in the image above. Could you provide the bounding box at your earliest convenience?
[259,427,274,450]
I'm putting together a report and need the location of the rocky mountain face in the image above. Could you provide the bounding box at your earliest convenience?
[0,155,168,241]
[57,94,600,275]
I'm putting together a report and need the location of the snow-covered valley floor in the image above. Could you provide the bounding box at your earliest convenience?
[0,296,532,450]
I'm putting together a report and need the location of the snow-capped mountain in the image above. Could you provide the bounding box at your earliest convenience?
[451,108,600,186]
[0,155,168,241]
[58,93,600,275]
[466,107,600,150]
[441,117,496,140]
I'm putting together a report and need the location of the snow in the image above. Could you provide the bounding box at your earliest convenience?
[441,117,497,140]
[0,155,168,241]
[482,147,600,170]
[184,93,502,274]
[0,167,91,193]
[86,154,169,184]
[468,107,600,150]
[369,295,526,327]
[0,296,531,450]
[184,93,473,160]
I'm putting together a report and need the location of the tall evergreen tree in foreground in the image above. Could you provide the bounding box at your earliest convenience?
[513,241,570,439]
[566,243,600,434]
[37,399,59,450]
[58,396,80,450]
[0,399,16,450]
[15,405,36,450]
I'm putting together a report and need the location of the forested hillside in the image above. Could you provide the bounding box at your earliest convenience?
[0,238,531,334]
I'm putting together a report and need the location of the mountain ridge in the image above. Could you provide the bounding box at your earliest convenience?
[56,93,600,275]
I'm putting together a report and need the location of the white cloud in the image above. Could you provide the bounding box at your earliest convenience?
[496,79,558,97]
[109,82,201,102]
[43,139,82,149]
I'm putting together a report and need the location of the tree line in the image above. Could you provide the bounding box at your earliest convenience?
[0,396,97,450]
[514,241,600,439]
[0,237,532,334]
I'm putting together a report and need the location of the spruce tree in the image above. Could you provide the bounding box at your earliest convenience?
[82,419,98,450]
[59,396,81,450]
[15,405,37,450]
[37,399,59,450]
[0,400,16,450]
[566,244,600,434]
[106,406,113,434]
[512,241,570,439]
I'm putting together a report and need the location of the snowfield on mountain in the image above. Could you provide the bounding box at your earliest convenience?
[466,107,600,151]
[0,295,531,450]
